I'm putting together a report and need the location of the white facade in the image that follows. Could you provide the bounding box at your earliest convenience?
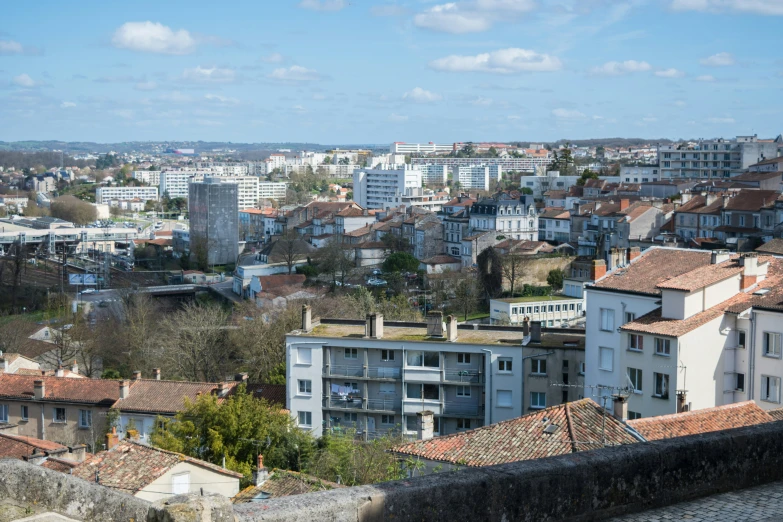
[620,165,660,184]
[657,135,778,180]
[457,166,491,191]
[160,171,193,199]
[469,198,539,241]
[96,186,158,204]
[265,153,287,174]
[411,155,551,174]
[352,166,422,209]
[391,142,453,155]
[417,164,448,185]
[258,182,288,201]
[490,297,584,326]
[132,170,160,186]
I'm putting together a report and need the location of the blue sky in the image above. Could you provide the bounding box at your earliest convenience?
[1,0,781,144]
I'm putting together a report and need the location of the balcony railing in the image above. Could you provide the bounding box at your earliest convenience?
[368,367,401,379]
[326,365,364,378]
[323,396,402,413]
[366,398,402,412]
[443,369,482,384]
[442,403,483,417]
[324,365,402,379]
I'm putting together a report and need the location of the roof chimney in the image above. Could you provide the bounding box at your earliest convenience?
[627,247,641,264]
[34,380,45,400]
[71,360,78,375]
[365,313,384,339]
[522,317,530,339]
[445,315,458,342]
[740,252,760,290]
[302,304,312,333]
[119,380,129,400]
[55,366,64,378]
[426,311,444,337]
[711,249,730,265]
[132,371,142,381]
[255,454,269,486]
[590,259,606,281]
[530,321,542,344]
[216,382,228,397]
[612,395,628,422]
[677,391,689,413]
[0,358,7,372]
[106,426,119,450]
[234,373,249,382]
[620,198,630,211]
[153,368,161,380]
[417,410,434,441]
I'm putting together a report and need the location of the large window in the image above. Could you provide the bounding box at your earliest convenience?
[600,309,614,331]
[531,359,547,375]
[653,373,669,399]
[627,368,643,393]
[457,418,471,430]
[345,348,359,360]
[498,358,513,372]
[762,375,780,403]
[407,383,439,400]
[654,338,671,356]
[530,392,546,409]
[79,409,92,428]
[628,334,644,351]
[457,353,471,364]
[297,347,312,365]
[599,347,614,371]
[53,407,66,423]
[456,386,471,397]
[497,390,512,407]
[380,350,395,361]
[298,411,312,427]
[381,415,395,425]
[298,380,312,395]
[407,351,439,368]
[763,332,781,357]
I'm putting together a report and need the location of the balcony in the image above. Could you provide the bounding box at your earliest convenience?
[367,367,401,379]
[325,365,364,378]
[442,403,484,418]
[443,368,483,384]
[403,399,443,416]
[324,365,402,380]
[323,396,402,413]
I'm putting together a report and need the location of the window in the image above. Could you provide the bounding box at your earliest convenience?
[172,472,190,495]
[555,305,561,312]
[628,334,644,351]
[456,386,471,397]
[0,405,7,423]
[562,390,569,403]
[625,312,636,323]
[737,330,747,349]
[381,415,395,425]
[548,305,554,312]
[578,362,585,375]
[53,407,66,423]
[379,382,395,394]
[298,380,312,395]
[763,332,782,357]
[297,347,312,365]
[78,409,92,428]
[457,353,471,365]
[20,405,28,421]
[345,348,358,360]
[380,350,394,361]
[600,309,614,331]
[654,338,671,356]
[407,383,439,400]
[628,368,643,393]
[457,418,471,430]
[496,389,512,407]
[762,375,781,403]
[653,373,670,399]
[599,347,614,371]
[531,359,547,375]
[344,412,358,423]
[628,411,642,420]
[406,416,418,431]
[735,373,745,392]
[298,411,312,427]
[498,358,513,372]
[534,306,540,313]
[530,392,546,409]
[407,350,439,367]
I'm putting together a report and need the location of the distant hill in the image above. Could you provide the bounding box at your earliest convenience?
[549,138,677,148]
[0,141,389,155]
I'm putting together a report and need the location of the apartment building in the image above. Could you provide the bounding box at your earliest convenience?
[259,181,288,201]
[416,164,448,185]
[657,135,778,180]
[411,155,551,173]
[748,157,783,173]
[286,309,585,438]
[188,179,239,266]
[95,186,158,204]
[131,170,160,186]
[538,208,571,244]
[159,171,192,199]
[456,165,502,191]
[468,195,538,241]
[202,176,258,210]
[490,296,584,327]
[443,210,470,258]
[391,142,454,155]
[352,166,422,209]
[716,189,780,245]
[265,153,287,174]
[620,165,660,184]
[585,247,783,420]
[674,194,725,240]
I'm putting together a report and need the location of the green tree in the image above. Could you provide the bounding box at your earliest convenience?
[50,195,97,225]
[521,187,533,195]
[477,247,503,302]
[307,430,406,486]
[547,268,565,291]
[382,252,419,274]
[488,146,498,157]
[576,168,600,186]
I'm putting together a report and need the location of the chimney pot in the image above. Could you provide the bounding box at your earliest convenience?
[613,396,628,422]
[426,311,444,337]
[71,360,78,375]
[119,380,129,400]
[522,317,530,338]
[105,426,119,450]
[55,365,64,378]
[255,454,269,486]
[302,304,312,332]
[132,371,142,381]
[446,315,458,342]
[153,368,161,380]
[590,259,607,281]
[417,410,434,441]
[34,380,45,400]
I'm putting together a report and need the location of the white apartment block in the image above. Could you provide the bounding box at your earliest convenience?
[657,135,779,180]
[132,170,160,186]
[391,142,454,155]
[196,176,257,210]
[411,155,551,174]
[490,296,584,327]
[456,165,503,191]
[160,171,193,199]
[416,164,448,185]
[620,165,660,184]
[258,182,288,201]
[353,166,422,209]
[96,186,158,204]
[585,247,783,421]
[469,196,538,241]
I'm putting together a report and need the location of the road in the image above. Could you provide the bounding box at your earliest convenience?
[76,288,124,323]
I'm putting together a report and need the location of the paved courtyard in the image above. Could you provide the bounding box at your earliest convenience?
[608,481,783,521]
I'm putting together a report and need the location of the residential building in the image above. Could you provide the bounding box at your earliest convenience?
[159,171,192,199]
[639,180,697,199]
[233,460,344,503]
[538,208,571,243]
[620,165,660,184]
[95,186,158,204]
[518,172,582,198]
[657,135,779,180]
[188,178,239,266]
[265,153,287,174]
[674,193,725,240]
[0,431,87,466]
[401,188,450,212]
[131,170,160,186]
[716,189,780,246]
[443,209,470,258]
[747,157,783,173]
[411,155,551,174]
[391,142,454,155]
[239,208,275,242]
[456,166,492,191]
[416,164,448,184]
[469,195,538,242]
[732,171,783,190]
[0,195,28,210]
[490,296,584,327]
[72,440,241,502]
[192,175,257,210]
[353,166,422,210]
[460,230,497,268]
[258,181,288,201]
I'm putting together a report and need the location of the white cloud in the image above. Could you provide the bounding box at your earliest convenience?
[268,65,321,82]
[696,74,716,82]
[135,81,158,91]
[414,0,535,33]
[552,108,586,119]
[707,117,735,123]
[700,52,735,66]
[205,93,240,105]
[60,101,76,108]
[112,21,196,55]
[261,52,284,63]
[389,113,409,122]
[12,74,36,87]
[471,96,493,106]
[671,0,783,15]
[430,48,562,73]
[403,87,442,103]
[298,0,347,11]
[182,66,235,83]
[590,60,651,76]
[0,40,23,55]
[655,68,685,78]
[371,5,408,16]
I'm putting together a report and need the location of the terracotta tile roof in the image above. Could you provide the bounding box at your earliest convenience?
[244,383,286,407]
[336,207,367,217]
[73,440,242,494]
[620,293,744,338]
[767,407,783,421]
[421,255,461,265]
[724,189,778,211]
[393,399,639,467]
[656,259,744,292]
[343,225,372,237]
[592,248,713,296]
[254,274,306,292]
[233,470,343,502]
[757,239,783,256]
[115,379,238,414]
[0,433,68,460]
[354,241,386,249]
[41,456,81,472]
[0,374,120,405]
[538,208,570,219]
[628,401,773,440]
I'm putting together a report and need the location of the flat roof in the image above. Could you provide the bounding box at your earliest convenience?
[494,295,576,303]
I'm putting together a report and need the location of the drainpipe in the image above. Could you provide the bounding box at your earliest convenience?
[749,311,757,401]
[481,349,493,425]
[521,352,555,413]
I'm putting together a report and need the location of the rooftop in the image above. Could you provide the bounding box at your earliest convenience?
[233,470,344,503]
[0,374,120,406]
[655,258,745,292]
[495,295,576,303]
[757,238,783,256]
[116,379,237,414]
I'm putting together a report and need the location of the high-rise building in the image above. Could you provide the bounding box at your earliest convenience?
[95,186,158,204]
[352,166,422,209]
[657,135,779,180]
[416,164,448,185]
[160,171,193,199]
[258,182,288,201]
[188,178,239,266]
[132,170,160,186]
[456,165,503,191]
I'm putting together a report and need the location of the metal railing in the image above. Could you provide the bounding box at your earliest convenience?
[367,367,401,379]
[325,365,364,378]
[443,369,482,384]
[323,396,402,412]
[366,398,402,412]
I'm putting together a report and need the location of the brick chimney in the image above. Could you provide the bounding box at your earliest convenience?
[740,252,759,290]
[417,411,434,441]
[153,368,161,380]
[34,380,45,400]
[612,395,628,422]
[365,313,384,339]
[132,371,142,381]
[302,304,312,332]
[0,358,7,372]
[627,247,641,264]
[530,321,542,343]
[105,426,119,450]
[426,311,444,337]
[234,373,248,382]
[118,380,129,400]
[254,454,269,486]
[620,198,630,211]
[590,260,607,281]
[445,315,458,342]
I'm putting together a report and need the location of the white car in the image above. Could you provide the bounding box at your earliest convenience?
[80,289,96,295]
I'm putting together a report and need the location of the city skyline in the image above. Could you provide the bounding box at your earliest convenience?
[1,0,781,144]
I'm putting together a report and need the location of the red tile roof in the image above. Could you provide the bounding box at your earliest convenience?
[0,374,120,405]
[233,470,343,502]
[757,239,783,256]
[244,383,286,407]
[628,401,773,440]
[0,433,68,460]
[768,407,783,421]
[393,399,639,467]
[655,259,744,292]
[116,379,238,414]
[41,456,81,472]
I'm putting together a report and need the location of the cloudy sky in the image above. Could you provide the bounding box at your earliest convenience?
[1,0,781,144]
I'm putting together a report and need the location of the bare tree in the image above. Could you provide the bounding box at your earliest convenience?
[277,229,308,275]
[452,278,480,321]
[8,240,27,313]
[114,292,163,374]
[501,245,524,298]
[316,237,354,286]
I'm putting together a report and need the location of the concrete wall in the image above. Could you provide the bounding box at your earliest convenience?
[137,461,240,503]
[235,420,783,522]
[508,255,575,287]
